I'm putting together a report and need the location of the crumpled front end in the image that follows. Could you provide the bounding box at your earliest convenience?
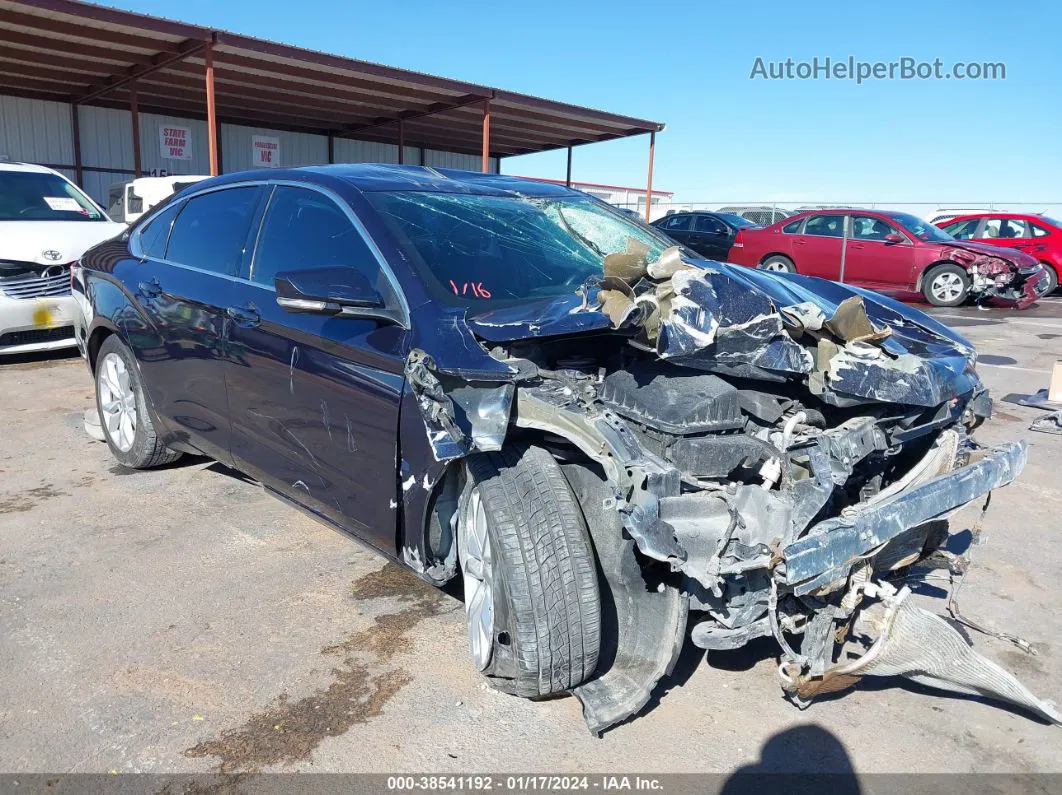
[401,246,1056,733]
[943,244,1048,309]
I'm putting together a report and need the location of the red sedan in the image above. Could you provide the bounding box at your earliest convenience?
[727,208,1048,308]
[937,212,1060,296]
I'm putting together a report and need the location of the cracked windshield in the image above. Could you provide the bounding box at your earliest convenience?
[367,191,673,305]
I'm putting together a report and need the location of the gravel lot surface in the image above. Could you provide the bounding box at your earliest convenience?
[1,297,1061,777]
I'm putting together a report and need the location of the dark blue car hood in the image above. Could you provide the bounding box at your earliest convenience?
[460,262,980,409]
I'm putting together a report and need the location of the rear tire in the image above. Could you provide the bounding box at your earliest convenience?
[759,255,795,273]
[923,263,970,307]
[94,335,182,469]
[459,444,601,698]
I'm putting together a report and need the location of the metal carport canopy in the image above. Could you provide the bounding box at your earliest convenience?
[0,0,664,195]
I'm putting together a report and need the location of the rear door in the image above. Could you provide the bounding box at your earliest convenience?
[129,184,264,463]
[845,214,914,289]
[792,214,845,278]
[224,183,407,550]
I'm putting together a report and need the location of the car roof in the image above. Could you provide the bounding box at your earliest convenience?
[0,160,62,175]
[196,164,582,197]
[789,208,867,216]
[946,212,1034,220]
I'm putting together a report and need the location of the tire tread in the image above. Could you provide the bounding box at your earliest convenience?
[465,444,600,697]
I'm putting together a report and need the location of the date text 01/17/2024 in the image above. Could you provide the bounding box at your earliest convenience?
[386,776,664,791]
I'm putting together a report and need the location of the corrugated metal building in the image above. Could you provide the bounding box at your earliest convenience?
[0,0,664,210]
[0,93,493,205]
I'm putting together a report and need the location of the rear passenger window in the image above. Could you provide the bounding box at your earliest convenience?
[165,187,260,275]
[251,186,379,288]
[782,218,803,234]
[662,214,691,231]
[137,201,181,259]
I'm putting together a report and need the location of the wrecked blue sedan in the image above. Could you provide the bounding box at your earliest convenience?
[75,165,1058,733]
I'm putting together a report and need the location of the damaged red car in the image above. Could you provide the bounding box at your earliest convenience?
[75,167,1059,734]
[727,208,1048,308]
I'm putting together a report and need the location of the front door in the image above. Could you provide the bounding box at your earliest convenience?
[224,184,406,550]
[793,214,845,278]
[656,213,694,250]
[129,184,263,464]
[688,214,732,260]
[844,214,914,290]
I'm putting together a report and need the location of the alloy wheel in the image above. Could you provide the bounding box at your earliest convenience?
[931,272,964,303]
[459,486,495,671]
[98,352,137,452]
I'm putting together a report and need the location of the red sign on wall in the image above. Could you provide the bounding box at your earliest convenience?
[159,125,191,161]
[252,135,281,168]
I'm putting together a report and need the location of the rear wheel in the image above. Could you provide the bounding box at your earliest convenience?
[759,255,795,273]
[459,444,601,697]
[923,263,970,307]
[94,335,182,469]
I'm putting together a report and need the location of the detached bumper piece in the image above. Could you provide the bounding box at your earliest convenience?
[775,441,1061,725]
[782,584,1062,726]
[780,440,1027,595]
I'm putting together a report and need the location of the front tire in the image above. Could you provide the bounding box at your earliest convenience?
[1040,263,1058,295]
[94,335,182,469]
[923,263,970,307]
[759,255,795,273]
[459,444,601,698]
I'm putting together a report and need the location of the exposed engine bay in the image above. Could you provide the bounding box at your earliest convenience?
[399,244,1058,734]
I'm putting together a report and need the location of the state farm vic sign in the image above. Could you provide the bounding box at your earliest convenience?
[159,125,192,161]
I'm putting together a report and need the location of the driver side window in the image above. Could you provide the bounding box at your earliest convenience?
[251,186,380,289]
[851,215,895,241]
[694,215,725,234]
[943,218,980,240]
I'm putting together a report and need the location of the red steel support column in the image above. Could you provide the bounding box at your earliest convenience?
[644,130,656,222]
[480,98,491,173]
[397,119,405,164]
[71,103,83,186]
[129,81,142,178]
[204,42,219,176]
[565,145,573,187]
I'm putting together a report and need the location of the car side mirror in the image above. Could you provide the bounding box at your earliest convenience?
[883,232,904,244]
[275,266,387,317]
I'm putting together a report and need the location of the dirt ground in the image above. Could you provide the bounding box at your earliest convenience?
[1,297,1061,778]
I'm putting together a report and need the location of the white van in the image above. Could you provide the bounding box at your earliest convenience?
[106,175,209,224]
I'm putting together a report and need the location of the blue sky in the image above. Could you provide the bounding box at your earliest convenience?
[111,0,1060,203]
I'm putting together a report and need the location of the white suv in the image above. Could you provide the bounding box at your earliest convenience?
[0,161,125,355]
